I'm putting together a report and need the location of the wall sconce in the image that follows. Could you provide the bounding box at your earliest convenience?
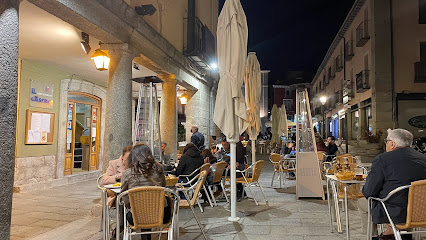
[91,49,110,71]
[80,32,91,54]
[179,92,188,105]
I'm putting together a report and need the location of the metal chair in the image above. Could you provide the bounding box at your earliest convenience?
[176,171,208,240]
[178,163,214,208]
[207,161,228,205]
[270,153,285,188]
[367,179,426,240]
[97,174,113,240]
[236,160,268,205]
[116,186,179,240]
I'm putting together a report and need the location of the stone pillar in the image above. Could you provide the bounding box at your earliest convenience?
[159,74,177,160]
[101,44,133,172]
[0,1,19,238]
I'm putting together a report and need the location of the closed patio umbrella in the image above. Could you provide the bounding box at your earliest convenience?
[244,52,261,164]
[279,105,288,138]
[271,104,280,145]
[213,0,248,222]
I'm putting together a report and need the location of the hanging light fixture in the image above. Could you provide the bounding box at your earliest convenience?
[91,49,110,71]
[179,92,188,105]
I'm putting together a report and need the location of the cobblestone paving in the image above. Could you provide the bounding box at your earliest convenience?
[11,154,423,240]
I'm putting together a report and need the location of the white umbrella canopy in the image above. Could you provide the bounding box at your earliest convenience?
[271,104,280,144]
[213,0,248,222]
[244,52,261,164]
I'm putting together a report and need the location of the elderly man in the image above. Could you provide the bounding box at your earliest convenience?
[190,125,205,150]
[358,129,426,239]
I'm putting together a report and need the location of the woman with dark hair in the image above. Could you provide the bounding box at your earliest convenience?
[201,149,217,164]
[315,135,327,152]
[174,143,204,177]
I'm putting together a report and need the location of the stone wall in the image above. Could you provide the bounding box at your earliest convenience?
[14,155,56,187]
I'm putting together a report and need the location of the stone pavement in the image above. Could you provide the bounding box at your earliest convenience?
[10,153,420,240]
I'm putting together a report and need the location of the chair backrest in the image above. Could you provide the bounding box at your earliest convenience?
[189,170,208,206]
[336,155,354,164]
[128,186,165,229]
[251,160,265,182]
[317,152,325,161]
[212,162,227,183]
[270,153,281,163]
[405,179,426,228]
[200,163,210,174]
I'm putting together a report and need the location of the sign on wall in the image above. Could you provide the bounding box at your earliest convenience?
[30,79,54,109]
[408,115,426,129]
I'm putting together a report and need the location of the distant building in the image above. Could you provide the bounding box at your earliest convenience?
[260,70,270,133]
[310,0,426,147]
[272,85,296,121]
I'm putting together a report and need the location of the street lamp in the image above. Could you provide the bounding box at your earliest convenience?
[320,96,327,137]
[91,49,110,71]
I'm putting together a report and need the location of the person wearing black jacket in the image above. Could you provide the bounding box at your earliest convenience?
[358,129,426,239]
[175,143,204,177]
[221,140,246,201]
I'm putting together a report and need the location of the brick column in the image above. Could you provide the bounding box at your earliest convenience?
[159,74,177,161]
[0,0,19,238]
[101,44,133,172]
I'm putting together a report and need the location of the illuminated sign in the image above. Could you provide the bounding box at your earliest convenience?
[30,79,54,109]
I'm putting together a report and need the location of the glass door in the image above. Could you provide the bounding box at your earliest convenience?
[89,106,100,170]
[64,102,76,175]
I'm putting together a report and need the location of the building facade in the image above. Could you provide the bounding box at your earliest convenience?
[6,0,219,194]
[310,0,426,147]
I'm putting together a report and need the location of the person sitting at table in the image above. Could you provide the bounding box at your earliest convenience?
[101,145,132,207]
[315,135,327,152]
[220,139,246,201]
[201,149,217,184]
[161,141,171,164]
[325,135,338,161]
[358,129,426,240]
[281,142,295,155]
[174,143,204,178]
[120,143,168,240]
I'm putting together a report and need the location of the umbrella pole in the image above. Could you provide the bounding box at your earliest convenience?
[228,139,240,222]
[251,139,256,164]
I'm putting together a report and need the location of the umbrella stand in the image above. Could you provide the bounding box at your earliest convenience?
[251,138,256,164]
[227,138,240,222]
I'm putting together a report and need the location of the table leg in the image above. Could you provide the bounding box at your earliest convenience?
[331,181,342,233]
[344,185,350,240]
[326,178,333,233]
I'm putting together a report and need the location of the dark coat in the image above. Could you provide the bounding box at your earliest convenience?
[362,147,426,224]
[326,143,338,155]
[222,141,246,171]
[175,146,204,177]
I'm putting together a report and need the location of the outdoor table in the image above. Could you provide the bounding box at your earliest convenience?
[325,174,366,240]
[100,184,121,240]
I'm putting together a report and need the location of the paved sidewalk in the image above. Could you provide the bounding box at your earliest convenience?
[10,154,398,240]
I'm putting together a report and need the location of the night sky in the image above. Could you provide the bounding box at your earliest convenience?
[218,0,355,83]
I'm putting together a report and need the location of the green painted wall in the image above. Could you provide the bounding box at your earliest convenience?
[16,60,71,157]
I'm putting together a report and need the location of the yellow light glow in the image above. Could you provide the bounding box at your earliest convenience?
[179,95,188,105]
[91,49,110,71]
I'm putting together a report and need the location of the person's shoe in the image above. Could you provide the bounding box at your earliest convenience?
[237,195,242,202]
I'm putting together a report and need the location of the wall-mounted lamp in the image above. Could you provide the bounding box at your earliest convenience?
[210,62,218,70]
[91,49,110,71]
[179,92,188,105]
[320,96,327,105]
[80,32,91,54]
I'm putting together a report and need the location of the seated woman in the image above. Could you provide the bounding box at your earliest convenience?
[315,136,327,152]
[282,142,295,155]
[174,143,204,178]
[201,149,217,185]
[121,144,168,231]
[101,145,132,207]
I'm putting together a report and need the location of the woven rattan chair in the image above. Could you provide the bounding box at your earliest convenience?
[207,161,228,205]
[236,160,267,205]
[270,153,285,188]
[116,186,179,240]
[368,179,426,240]
[176,171,208,240]
[178,163,214,208]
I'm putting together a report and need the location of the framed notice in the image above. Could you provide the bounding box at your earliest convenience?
[25,109,55,145]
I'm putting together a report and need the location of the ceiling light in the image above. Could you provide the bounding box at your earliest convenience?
[179,93,188,105]
[91,49,110,71]
[135,4,157,16]
[80,32,91,55]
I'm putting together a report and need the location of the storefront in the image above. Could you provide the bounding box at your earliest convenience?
[397,93,426,138]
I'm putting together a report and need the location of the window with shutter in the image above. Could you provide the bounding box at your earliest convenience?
[419,0,426,24]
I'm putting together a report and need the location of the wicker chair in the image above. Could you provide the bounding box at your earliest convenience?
[270,153,284,188]
[236,160,267,205]
[116,186,179,240]
[207,161,228,205]
[368,179,426,240]
[176,171,208,240]
[178,163,214,208]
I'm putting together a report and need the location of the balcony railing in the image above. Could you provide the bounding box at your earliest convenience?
[335,55,343,72]
[414,62,426,82]
[345,40,354,61]
[184,17,215,69]
[356,20,370,47]
[335,90,343,105]
[356,70,370,93]
[343,80,354,98]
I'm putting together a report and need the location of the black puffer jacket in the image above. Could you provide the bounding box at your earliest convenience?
[175,146,204,177]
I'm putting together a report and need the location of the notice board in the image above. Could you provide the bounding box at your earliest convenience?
[25,109,55,144]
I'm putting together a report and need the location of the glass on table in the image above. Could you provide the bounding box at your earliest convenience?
[354,167,364,181]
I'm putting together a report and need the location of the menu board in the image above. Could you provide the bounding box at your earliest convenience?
[25,109,55,144]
